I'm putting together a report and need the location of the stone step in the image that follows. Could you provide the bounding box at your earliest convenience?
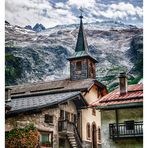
[71,145,77,148]
[69,139,76,142]
[71,144,77,146]
[68,136,75,139]
[71,142,77,145]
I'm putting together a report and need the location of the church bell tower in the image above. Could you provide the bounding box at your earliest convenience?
[67,12,98,81]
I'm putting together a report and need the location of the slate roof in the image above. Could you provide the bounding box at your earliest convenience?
[91,83,143,109]
[6,91,85,115]
[7,78,105,96]
[6,78,106,115]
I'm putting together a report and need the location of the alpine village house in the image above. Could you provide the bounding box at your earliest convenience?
[91,73,143,148]
[5,14,143,148]
[5,14,108,148]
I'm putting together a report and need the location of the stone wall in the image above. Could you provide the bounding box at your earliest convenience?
[87,59,96,79]
[82,141,102,148]
[70,58,96,80]
[82,141,92,148]
[70,59,88,80]
[5,100,77,148]
[101,108,143,148]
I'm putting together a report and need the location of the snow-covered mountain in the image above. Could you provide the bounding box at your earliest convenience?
[25,23,46,32]
[5,21,143,91]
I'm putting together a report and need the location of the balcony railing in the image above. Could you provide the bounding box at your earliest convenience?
[109,121,143,140]
[58,120,74,133]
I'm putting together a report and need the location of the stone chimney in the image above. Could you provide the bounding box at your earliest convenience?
[5,88,11,102]
[119,73,128,95]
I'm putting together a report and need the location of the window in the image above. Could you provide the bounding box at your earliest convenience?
[40,132,53,146]
[125,120,135,130]
[44,114,53,124]
[71,113,74,122]
[74,114,77,123]
[98,127,101,142]
[86,123,91,139]
[65,111,70,121]
[60,110,64,120]
[92,108,96,116]
[76,61,82,71]
[71,113,77,122]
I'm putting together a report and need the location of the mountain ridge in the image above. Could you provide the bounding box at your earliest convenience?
[5,21,143,91]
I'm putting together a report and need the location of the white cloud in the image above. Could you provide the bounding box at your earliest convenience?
[5,0,143,28]
[67,0,96,8]
[108,2,142,18]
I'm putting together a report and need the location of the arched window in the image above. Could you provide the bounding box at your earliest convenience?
[86,123,90,139]
[98,127,101,142]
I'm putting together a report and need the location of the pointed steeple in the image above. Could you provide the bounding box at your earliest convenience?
[75,13,88,52]
[67,11,98,63]
[67,10,98,81]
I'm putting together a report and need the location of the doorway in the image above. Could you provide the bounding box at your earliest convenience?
[92,122,97,148]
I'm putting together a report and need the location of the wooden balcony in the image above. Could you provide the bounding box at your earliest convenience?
[109,121,143,140]
[58,120,74,134]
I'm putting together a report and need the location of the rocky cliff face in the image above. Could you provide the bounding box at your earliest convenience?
[5,21,143,91]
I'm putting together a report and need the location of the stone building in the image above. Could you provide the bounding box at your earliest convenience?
[91,73,143,148]
[5,14,107,148]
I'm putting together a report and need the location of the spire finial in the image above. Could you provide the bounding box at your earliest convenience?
[79,7,83,19]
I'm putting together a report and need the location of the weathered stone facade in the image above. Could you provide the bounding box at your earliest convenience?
[82,141,92,148]
[6,100,77,148]
[87,59,96,79]
[70,58,96,80]
[5,13,108,148]
[101,108,143,148]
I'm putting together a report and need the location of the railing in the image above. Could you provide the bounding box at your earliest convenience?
[58,120,74,133]
[109,121,143,140]
[58,120,82,148]
[71,122,83,148]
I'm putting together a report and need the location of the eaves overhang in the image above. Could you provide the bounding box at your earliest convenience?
[95,102,143,110]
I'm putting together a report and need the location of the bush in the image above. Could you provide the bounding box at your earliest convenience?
[5,124,39,148]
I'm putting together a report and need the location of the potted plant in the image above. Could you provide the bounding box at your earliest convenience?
[41,141,52,148]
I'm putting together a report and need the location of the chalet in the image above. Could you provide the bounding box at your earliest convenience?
[91,73,143,148]
[5,14,107,148]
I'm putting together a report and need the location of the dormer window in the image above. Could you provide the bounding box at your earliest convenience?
[76,61,82,71]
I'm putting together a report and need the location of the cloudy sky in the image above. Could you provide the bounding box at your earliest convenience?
[5,0,143,28]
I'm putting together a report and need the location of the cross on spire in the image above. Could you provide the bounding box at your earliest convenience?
[79,7,83,19]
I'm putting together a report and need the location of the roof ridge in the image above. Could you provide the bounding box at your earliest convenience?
[11,88,87,99]
[99,96,143,103]
[6,78,70,88]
